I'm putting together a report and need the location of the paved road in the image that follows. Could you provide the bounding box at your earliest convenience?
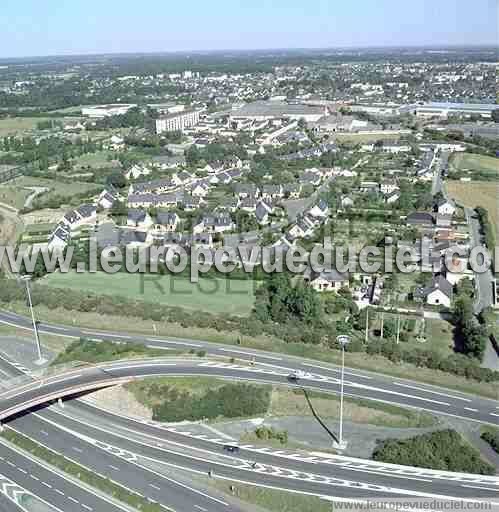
[0,439,129,512]
[0,309,497,425]
[0,352,498,509]
[465,207,496,314]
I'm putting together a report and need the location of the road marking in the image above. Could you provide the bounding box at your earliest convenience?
[147,338,202,348]
[149,484,161,491]
[461,484,499,492]
[218,348,282,360]
[391,382,472,402]
[303,363,372,379]
[464,407,478,412]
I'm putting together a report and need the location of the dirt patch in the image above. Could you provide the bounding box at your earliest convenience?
[83,385,153,420]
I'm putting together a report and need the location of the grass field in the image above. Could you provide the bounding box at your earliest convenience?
[447,180,499,238]
[0,117,68,137]
[0,176,100,210]
[335,133,400,144]
[42,271,256,316]
[74,151,116,169]
[128,377,437,428]
[450,153,499,174]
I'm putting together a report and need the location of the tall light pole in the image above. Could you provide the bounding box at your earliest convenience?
[20,275,45,365]
[336,334,350,450]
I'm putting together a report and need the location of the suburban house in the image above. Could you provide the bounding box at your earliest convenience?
[154,212,179,232]
[261,184,284,200]
[255,200,273,225]
[127,209,154,229]
[436,198,456,216]
[193,212,234,234]
[125,165,152,180]
[414,276,453,307]
[308,269,350,292]
[407,212,434,226]
[97,188,120,210]
[307,199,329,219]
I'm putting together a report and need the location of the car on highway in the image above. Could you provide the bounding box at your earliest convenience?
[288,369,312,381]
[223,445,240,454]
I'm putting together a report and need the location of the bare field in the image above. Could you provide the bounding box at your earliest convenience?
[447,180,499,238]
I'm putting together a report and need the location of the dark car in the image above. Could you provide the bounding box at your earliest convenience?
[223,445,240,454]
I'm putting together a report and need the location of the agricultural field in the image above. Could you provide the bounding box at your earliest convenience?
[0,117,69,137]
[447,180,499,238]
[41,271,257,316]
[450,152,499,174]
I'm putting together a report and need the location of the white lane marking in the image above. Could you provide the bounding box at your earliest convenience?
[391,382,472,402]
[147,338,202,348]
[464,407,478,412]
[218,348,282,360]
[149,484,161,491]
[490,413,499,417]
[461,484,499,492]
[303,363,372,379]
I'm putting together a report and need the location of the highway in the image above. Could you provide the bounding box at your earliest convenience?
[0,356,498,506]
[0,309,498,425]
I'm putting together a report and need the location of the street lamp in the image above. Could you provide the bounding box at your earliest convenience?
[20,275,46,365]
[336,334,350,450]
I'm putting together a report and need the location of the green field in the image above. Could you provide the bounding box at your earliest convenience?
[74,151,116,169]
[42,272,256,316]
[450,153,499,174]
[335,132,400,144]
[0,117,60,137]
[0,176,100,210]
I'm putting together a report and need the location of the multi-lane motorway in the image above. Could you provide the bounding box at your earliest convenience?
[0,309,497,425]
[0,309,498,511]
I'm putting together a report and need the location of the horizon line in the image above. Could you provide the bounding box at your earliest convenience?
[1,43,498,62]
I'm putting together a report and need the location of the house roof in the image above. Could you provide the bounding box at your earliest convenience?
[313,269,349,283]
[127,209,147,223]
[407,212,434,225]
[416,275,453,299]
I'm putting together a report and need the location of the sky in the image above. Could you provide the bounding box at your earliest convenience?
[2,0,498,58]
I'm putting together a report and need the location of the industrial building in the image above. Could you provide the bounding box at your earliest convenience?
[81,104,137,118]
[414,102,497,119]
[155,109,201,134]
[229,100,327,128]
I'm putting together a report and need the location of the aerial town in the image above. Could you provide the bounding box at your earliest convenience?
[0,14,498,512]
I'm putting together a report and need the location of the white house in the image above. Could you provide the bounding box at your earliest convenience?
[436,198,456,216]
[127,209,154,229]
[125,165,152,180]
[309,270,350,292]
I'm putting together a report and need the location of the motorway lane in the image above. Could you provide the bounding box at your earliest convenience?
[0,309,497,424]
[11,410,491,506]
[1,356,497,428]
[4,417,234,512]
[29,404,499,502]
[0,441,129,512]
[0,494,24,512]
[0,354,498,507]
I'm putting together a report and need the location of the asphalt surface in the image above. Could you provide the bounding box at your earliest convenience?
[0,439,129,512]
[0,356,498,505]
[0,309,498,426]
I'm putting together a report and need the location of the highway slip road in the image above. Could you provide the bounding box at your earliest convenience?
[0,309,497,425]
[0,356,498,508]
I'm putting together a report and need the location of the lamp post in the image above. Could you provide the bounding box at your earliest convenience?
[336,334,350,450]
[20,275,45,365]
